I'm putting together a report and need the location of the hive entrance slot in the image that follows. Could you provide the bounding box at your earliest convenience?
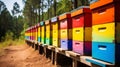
[98,45,107,50]
[98,27,106,32]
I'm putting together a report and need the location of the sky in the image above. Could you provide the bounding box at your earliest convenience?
[1,0,24,15]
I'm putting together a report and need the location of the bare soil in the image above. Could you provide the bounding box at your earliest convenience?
[0,44,56,67]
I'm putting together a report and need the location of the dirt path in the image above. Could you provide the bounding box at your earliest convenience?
[0,44,56,67]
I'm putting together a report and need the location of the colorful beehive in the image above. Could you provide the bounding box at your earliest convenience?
[31,27,34,40]
[33,26,36,41]
[89,0,120,64]
[30,27,32,40]
[45,20,52,45]
[31,26,34,40]
[51,16,59,47]
[37,23,41,42]
[31,26,35,41]
[59,13,72,50]
[40,21,45,44]
[71,6,92,55]
[35,25,38,41]
[26,28,30,40]
[25,29,28,40]
[28,28,31,40]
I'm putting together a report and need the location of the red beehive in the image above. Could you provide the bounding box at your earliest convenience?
[71,6,92,28]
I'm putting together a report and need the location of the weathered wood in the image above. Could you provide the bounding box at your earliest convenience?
[47,46,55,50]
[51,50,55,65]
[66,51,80,57]
[73,59,78,67]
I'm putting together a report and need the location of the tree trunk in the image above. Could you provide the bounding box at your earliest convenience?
[49,0,52,18]
[38,0,41,22]
[70,0,74,10]
[48,0,50,19]
[74,0,78,9]
[54,0,56,16]
[30,6,33,26]
[42,0,43,21]
[36,9,37,23]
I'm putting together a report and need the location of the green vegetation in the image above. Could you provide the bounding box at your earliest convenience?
[0,1,25,48]
[0,31,25,49]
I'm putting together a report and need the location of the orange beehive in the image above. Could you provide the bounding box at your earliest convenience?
[90,0,120,25]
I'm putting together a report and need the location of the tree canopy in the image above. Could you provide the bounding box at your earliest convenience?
[0,1,24,41]
[23,0,89,26]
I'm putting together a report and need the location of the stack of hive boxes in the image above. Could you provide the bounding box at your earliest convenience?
[29,27,32,40]
[25,28,30,40]
[45,20,52,45]
[59,13,72,50]
[91,0,120,64]
[71,6,92,55]
[37,23,41,42]
[40,21,45,44]
[32,26,36,41]
[51,17,59,47]
[29,27,31,40]
[35,25,38,42]
[31,26,34,41]
[34,25,37,41]
[28,28,31,40]
[25,29,27,40]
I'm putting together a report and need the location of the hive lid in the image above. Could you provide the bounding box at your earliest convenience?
[90,0,114,10]
[37,23,40,27]
[71,6,90,17]
[51,16,58,23]
[45,20,50,25]
[59,12,71,20]
[40,21,45,26]
[34,25,37,28]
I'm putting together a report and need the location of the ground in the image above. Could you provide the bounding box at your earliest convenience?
[0,44,56,67]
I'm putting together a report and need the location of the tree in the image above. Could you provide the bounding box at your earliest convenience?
[11,2,21,16]
[56,0,73,15]
[23,0,41,26]
[0,1,25,41]
[0,1,6,14]
[53,0,56,16]
[11,2,24,39]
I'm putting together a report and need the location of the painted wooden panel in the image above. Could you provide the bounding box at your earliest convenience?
[92,4,115,25]
[92,23,114,43]
[92,42,115,63]
[73,27,83,41]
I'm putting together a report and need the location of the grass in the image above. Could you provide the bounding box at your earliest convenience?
[0,39,26,56]
[0,39,25,49]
